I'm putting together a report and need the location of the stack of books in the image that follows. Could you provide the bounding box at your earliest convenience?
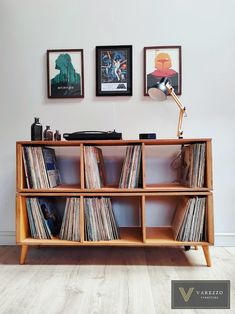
[84,197,119,241]
[172,196,207,242]
[84,146,106,189]
[119,145,142,188]
[181,143,206,188]
[26,197,61,239]
[59,198,80,241]
[23,146,61,189]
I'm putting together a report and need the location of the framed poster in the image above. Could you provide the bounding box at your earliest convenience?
[47,49,84,98]
[96,45,132,96]
[144,46,182,96]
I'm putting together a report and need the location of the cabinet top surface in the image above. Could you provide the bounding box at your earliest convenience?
[17,138,212,146]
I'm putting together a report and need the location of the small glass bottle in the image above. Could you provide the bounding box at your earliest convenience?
[43,125,53,141]
[31,117,42,141]
[54,130,61,141]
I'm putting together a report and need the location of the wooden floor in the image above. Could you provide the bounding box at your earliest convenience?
[0,246,234,314]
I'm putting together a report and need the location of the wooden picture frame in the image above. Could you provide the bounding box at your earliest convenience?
[47,49,84,98]
[144,46,182,96]
[96,45,132,96]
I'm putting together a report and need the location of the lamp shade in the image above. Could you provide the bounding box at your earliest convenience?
[148,77,171,100]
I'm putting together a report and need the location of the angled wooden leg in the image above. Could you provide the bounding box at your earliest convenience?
[202,245,211,267]
[20,245,29,265]
[195,245,198,250]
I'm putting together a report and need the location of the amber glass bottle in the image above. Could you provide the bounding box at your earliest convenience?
[31,117,42,141]
[43,125,53,140]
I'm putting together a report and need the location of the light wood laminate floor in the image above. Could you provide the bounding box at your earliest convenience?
[0,246,234,314]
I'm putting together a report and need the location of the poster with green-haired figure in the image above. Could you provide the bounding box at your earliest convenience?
[47,49,84,98]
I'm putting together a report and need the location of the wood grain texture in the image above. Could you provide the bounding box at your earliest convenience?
[16,139,214,267]
[202,245,212,267]
[0,246,233,314]
[20,245,28,265]
[16,138,212,146]
[16,143,24,191]
[141,195,146,242]
[141,143,146,189]
[206,140,213,190]
[80,143,85,189]
[207,194,214,245]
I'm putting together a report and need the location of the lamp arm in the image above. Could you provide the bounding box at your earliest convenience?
[169,88,186,139]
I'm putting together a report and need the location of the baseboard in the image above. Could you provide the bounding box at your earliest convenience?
[0,232,234,246]
[0,231,16,245]
[215,233,235,246]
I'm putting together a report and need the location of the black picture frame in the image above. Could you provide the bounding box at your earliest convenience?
[144,46,182,96]
[96,45,132,96]
[47,49,84,98]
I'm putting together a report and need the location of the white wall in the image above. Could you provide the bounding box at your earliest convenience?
[0,0,235,245]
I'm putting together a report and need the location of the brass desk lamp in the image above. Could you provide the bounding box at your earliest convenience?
[148,77,186,139]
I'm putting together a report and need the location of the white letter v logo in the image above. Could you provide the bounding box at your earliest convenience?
[179,287,194,302]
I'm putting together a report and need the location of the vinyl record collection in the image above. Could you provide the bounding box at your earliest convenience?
[84,146,106,189]
[84,197,119,241]
[181,143,206,188]
[22,146,61,188]
[172,196,207,242]
[26,198,54,239]
[26,196,119,242]
[119,145,142,188]
[59,197,80,241]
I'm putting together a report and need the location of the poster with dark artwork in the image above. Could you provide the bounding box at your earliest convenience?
[144,46,182,96]
[96,45,132,96]
[47,49,84,98]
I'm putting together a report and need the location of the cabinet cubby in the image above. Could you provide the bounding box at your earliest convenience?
[16,139,213,266]
[143,193,213,245]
